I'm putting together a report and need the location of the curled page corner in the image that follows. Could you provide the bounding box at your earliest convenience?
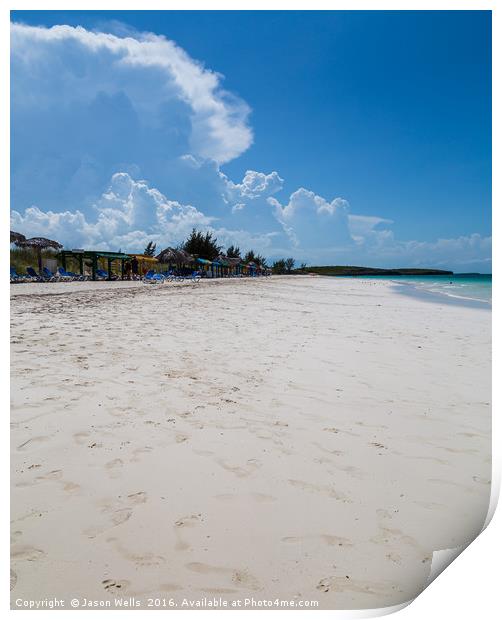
[364,599,413,618]
[428,544,468,585]
[426,472,498,589]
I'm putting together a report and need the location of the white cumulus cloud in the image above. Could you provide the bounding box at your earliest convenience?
[11,22,252,164]
[269,188,354,248]
[11,173,212,251]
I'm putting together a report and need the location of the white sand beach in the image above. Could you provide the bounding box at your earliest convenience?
[10,276,491,610]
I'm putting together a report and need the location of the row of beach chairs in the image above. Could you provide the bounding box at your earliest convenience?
[11,266,104,283]
[10,267,203,284]
[143,269,202,283]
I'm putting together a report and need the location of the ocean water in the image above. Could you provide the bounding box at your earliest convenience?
[356,274,492,307]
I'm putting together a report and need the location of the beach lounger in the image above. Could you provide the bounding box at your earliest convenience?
[42,267,59,281]
[165,271,184,282]
[54,267,76,281]
[58,267,84,281]
[95,269,110,280]
[96,269,119,281]
[10,267,27,283]
[26,267,43,281]
[143,270,165,283]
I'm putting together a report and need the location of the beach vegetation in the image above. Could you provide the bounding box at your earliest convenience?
[243,250,256,263]
[285,258,295,273]
[144,241,157,256]
[183,228,222,260]
[271,259,287,274]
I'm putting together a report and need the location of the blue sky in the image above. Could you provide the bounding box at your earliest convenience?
[10,11,491,270]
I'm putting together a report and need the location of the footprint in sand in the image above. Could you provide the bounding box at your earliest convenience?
[288,479,351,503]
[73,432,90,445]
[282,534,352,547]
[11,545,46,562]
[34,469,81,494]
[174,514,202,551]
[370,526,423,553]
[105,459,124,478]
[186,562,261,591]
[11,530,23,544]
[316,575,392,595]
[215,458,261,478]
[131,446,153,462]
[84,492,148,538]
[106,537,166,567]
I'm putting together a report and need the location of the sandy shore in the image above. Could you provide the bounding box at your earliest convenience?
[10,276,491,610]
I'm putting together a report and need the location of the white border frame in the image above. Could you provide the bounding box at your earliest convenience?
[2,2,497,618]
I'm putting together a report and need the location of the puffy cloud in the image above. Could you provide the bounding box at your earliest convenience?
[226,170,284,203]
[265,186,491,271]
[394,234,492,269]
[269,188,354,248]
[11,173,212,251]
[11,23,252,163]
[10,22,253,220]
[347,214,394,243]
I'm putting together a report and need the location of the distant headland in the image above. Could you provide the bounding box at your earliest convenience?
[296,266,454,276]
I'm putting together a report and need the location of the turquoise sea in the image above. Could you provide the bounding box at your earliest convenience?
[357,274,492,307]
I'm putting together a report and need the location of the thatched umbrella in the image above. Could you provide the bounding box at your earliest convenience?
[10,231,26,244]
[156,247,194,268]
[156,247,179,264]
[15,236,63,272]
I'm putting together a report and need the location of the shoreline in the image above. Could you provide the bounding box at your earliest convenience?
[390,280,491,310]
[11,275,491,609]
[10,274,492,310]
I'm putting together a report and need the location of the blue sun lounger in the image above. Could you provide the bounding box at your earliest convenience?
[58,267,81,280]
[10,267,26,283]
[143,270,165,283]
[26,267,43,281]
[42,267,58,281]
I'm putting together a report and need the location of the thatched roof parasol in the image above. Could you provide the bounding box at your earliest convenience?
[10,231,26,244]
[217,255,241,267]
[15,236,63,272]
[156,247,194,265]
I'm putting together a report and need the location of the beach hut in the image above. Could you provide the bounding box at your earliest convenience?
[196,257,212,277]
[225,256,242,276]
[60,250,131,280]
[14,236,63,273]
